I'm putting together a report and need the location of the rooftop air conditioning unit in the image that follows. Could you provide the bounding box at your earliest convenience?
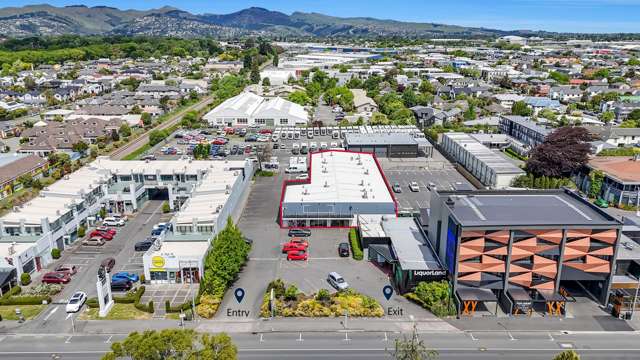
[364,169,369,175]
[324,181,329,188]
[362,190,368,199]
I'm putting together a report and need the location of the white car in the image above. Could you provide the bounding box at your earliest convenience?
[65,291,87,313]
[296,174,309,180]
[409,182,420,192]
[328,272,349,291]
[103,217,125,227]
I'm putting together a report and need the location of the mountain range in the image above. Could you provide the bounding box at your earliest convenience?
[0,4,545,39]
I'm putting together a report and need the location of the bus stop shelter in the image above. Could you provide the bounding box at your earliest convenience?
[538,290,566,316]
[507,288,533,316]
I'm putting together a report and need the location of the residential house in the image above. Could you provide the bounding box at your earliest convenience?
[499,115,552,151]
[351,89,378,113]
[0,153,48,199]
[550,86,583,103]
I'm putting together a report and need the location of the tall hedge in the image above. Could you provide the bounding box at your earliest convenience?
[199,218,251,299]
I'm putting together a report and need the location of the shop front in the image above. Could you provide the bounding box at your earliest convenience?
[143,241,207,285]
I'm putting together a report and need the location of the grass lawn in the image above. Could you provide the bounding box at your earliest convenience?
[0,304,46,320]
[78,304,152,320]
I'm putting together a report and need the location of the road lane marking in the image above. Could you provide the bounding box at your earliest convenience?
[65,313,73,320]
[43,306,58,322]
[65,336,73,344]
[0,336,6,343]
[297,333,304,342]
[105,335,113,343]
[469,333,478,341]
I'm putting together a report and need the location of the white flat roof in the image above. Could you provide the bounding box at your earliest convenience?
[284,150,394,204]
[149,241,209,258]
[0,242,34,258]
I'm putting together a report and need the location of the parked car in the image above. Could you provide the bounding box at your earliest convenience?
[288,228,311,237]
[296,174,309,180]
[82,237,105,246]
[141,154,156,161]
[42,272,71,284]
[287,250,308,261]
[103,217,125,227]
[409,182,420,192]
[135,238,156,251]
[392,182,402,193]
[55,264,78,275]
[282,242,307,253]
[95,227,116,236]
[65,291,87,313]
[112,272,139,283]
[101,257,116,272]
[327,272,349,291]
[90,229,114,240]
[111,279,133,292]
[289,238,309,247]
[594,198,609,208]
[338,242,350,257]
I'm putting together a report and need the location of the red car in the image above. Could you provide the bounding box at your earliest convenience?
[259,129,273,134]
[287,250,308,261]
[95,227,117,236]
[290,238,309,248]
[90,230,114,240]
[42,272,71,284]
[282,242,307,253]
[212,139,227,145]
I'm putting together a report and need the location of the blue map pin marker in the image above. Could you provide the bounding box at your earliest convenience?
[234,288,245,303]
[383,285,393,301]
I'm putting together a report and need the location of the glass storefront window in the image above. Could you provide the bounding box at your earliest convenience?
[150,271,168,281]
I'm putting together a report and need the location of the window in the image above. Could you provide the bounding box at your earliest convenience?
[119,175,132,182]
[150,271,168,281]
[280,118,289,125]
[186,175,198,182]
[197,225,214,233]
[236,118,248,124]
[160,175,173,182]
[144,175,157,181]
[255,118,267,125]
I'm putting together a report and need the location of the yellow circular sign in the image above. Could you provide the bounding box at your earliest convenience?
[151,256,165,268]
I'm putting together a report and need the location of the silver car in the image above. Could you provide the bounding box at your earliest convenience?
[328,272,349,291]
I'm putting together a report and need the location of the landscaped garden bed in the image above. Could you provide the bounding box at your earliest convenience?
[260,279,383,318]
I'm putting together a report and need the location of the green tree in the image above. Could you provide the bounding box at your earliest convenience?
[262,77,271,87]
[549,71,570,85]
[288,91,311,106]
[119,123,131,138]
[511,101,533,116]
[102,329,237,360]
[149,129,168,146]
[250,64,260,84]
[553,350,580,360]
[401,87,419,108]
[72,141,89,155]
[419,80,435,95]
[391,324,438,360]
[141,112,152,127]
[588,170,605,199]
[272,52,279,67]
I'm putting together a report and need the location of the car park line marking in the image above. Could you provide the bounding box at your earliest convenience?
[43,307,58,322]
[65,313,73,320]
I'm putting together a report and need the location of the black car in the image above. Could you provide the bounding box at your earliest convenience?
[111,279,133,292]
[273,143,279,150]
[288,228,311,237]
[134,238,155,251]
[338,242,350,257]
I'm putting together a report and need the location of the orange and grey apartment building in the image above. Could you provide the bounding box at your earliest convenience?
[426,187,623,316]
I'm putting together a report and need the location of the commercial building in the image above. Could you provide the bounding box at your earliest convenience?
[499,115,552,151]
[360,216,446,293]
[279,150,397,228]
[203,92,308,128]
[344,132,432,158]
[440,133,525,189]
[574,156,640,207]
[0,157,253,279]
[427,188,622,316]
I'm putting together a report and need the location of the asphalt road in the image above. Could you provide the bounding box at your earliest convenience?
[1,331,640,359]
[19,200,166,334]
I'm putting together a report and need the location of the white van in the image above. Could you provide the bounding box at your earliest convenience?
[285,163,307,173]
[320,142,328,150]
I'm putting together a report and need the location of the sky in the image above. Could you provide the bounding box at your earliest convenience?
[5,0,640,33]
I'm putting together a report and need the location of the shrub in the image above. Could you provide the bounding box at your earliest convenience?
[267,279,286,298]
[284,285,298,301]
[196,294,220,318]
[410,281,456,317]
[1,285,21,300]
[349,229,363,260]
[77,225,86,238]
[140,274,145,284]
[51,248,61,259]
[316,289,330,302]
[148,301,154,313]
[0,295,51,306]
[86,297,99,308]
[165,300,171,313]
[20,273,31,286]
[162,201,170,213]
[23,284,62,297]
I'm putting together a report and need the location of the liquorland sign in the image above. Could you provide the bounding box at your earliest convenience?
[411,269,448,281]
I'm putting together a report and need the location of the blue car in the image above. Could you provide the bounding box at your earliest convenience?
[111,272,139,283]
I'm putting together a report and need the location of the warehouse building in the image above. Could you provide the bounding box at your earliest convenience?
[279,150,397,228]
[427,188,622,317]
[440,133,525,189]
[203,92,308,127]
[344,132,433,158]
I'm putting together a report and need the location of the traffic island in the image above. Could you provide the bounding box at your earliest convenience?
[259,279,384,318]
